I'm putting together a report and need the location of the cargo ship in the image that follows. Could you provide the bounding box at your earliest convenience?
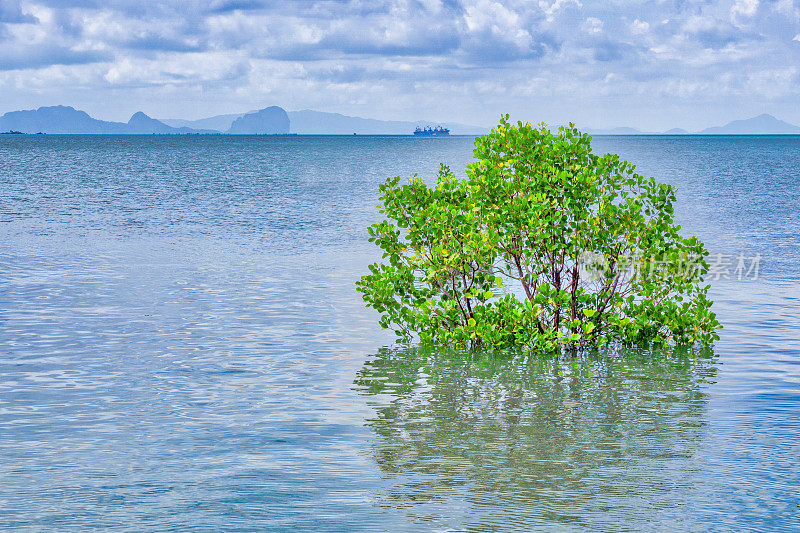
[413,125,450,136]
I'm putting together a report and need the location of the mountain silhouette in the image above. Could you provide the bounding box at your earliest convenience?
[164,108,485,134]
[7,106,800,136]
[286,110,485,134]
[699,114,800,134]
[0,105,214,134]
[227,106,290,134]
[585,126,646,135]
[162,113,244,132]
[126,111,189,134]
[584,114,800,135]
[0,105,123,133]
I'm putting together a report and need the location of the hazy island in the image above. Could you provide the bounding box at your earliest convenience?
[0,105,485,135]
[2,105,799,136]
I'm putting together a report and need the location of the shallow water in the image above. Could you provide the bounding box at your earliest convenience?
[0,135,798,531]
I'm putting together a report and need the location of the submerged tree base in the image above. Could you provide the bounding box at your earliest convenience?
[358,116,721,352]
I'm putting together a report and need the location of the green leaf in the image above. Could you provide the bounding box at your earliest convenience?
[358,115,721,352]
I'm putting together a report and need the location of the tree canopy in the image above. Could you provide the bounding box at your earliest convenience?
[357,116,721,352]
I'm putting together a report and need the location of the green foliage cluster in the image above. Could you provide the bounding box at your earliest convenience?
[357,116,721,352]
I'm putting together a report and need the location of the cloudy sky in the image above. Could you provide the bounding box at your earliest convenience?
[1,0,798,130]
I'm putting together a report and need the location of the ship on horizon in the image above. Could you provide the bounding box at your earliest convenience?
[413,125,450,136]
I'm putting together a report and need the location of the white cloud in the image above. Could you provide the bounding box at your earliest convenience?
[773,0,800,20]
[581,17,603,35]
[463,0,521,34]
[539,0,582,22]
[103,52,249,86]
[462,0,536,56]
[732,0,759,19]
[0,0,799,130]
[631,19,649,35]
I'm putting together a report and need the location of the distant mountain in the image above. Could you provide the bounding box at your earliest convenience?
[11,106,800,137]
[162,113,245,132]
[699,114,800,134]
[0,105,122,134]
[289,110,407,134]
[125,111,214,134]
[3,104,484,135]
[287,110,486,135]
[162,109,486,135]
[0,105,213,134]
[227,106,290,134]
[585,126,647,135]
[585,115,800,135]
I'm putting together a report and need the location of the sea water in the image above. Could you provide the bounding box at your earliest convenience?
[0,134,798,531]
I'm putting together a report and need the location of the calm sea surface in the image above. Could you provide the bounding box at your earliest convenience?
[0,135,798,531]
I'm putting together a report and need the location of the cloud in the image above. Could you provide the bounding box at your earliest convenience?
[630,19,649,35]
[686,18,759,49]
[0,0,36,23]
[102,52,250,86]
[582,17,603,35]
[316,8,462,57]
[461,0,552,62]
[591,39,633,62]
[539,0,581,22]
[731,0,759,19]
[0,0,798,131]
[206,0,269,14]
[0,44,111,71]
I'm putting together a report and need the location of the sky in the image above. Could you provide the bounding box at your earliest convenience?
[1,0,799,130]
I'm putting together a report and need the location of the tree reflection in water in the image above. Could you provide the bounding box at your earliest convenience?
[354,348,718,530]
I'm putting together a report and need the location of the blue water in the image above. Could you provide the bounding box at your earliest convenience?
[0,135,798,531]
